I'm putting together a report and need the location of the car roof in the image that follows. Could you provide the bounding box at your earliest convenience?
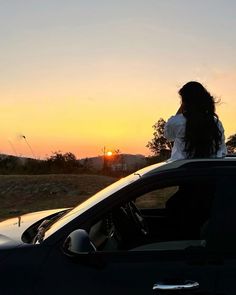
[138,156,236,177]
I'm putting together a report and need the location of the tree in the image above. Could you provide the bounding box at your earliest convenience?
[46,151,80,173]
[146,118,172,156]
[226,134,236,154]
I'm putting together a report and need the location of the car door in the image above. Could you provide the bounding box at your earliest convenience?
[34,234,219,295]
[34,171,226,295]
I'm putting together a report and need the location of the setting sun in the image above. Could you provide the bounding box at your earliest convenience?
[107,151,113,157]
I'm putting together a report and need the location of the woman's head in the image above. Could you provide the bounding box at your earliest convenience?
[179,81,216,116]
[178,81,222,158]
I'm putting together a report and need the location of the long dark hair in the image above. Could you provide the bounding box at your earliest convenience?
[179,81,222,158]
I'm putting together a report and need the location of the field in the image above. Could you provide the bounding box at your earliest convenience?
[0,174,117,220]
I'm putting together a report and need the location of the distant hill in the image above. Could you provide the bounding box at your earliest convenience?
[0,154,34,160]
[79,154,147,171]
[0,153,148,174]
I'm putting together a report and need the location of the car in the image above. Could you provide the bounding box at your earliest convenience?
[1,157,236,295]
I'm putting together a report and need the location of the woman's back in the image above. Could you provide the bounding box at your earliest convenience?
[164,81,227,161]
[164,113,227,161]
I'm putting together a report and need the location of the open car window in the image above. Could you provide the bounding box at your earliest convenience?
[135,186,179,209]
[88,177,217,253]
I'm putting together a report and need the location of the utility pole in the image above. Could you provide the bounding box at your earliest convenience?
[102,146,108,173]
[21,135,36,159]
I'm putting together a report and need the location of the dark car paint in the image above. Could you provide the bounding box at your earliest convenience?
[0,163,236,294]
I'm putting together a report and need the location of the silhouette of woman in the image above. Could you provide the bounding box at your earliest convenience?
[164,81,227,161]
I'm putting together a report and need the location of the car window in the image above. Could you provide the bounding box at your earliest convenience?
[135,186,179,209]
[88,178,217,253]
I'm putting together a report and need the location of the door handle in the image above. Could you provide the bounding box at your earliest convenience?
[153,280,199,291]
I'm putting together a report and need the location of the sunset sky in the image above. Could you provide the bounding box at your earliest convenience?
[1,0,236,159]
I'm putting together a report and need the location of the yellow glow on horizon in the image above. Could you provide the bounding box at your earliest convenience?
[107,151,113,156]
[1,65,236,159]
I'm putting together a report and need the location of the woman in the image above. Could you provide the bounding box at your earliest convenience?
[164,81,227,161]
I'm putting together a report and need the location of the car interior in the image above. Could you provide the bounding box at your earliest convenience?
[88,179,216,252]
[23,177,217,254]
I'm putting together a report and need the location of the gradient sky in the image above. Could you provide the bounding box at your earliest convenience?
[1,0,236,159]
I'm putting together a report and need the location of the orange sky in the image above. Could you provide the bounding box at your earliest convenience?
[1,1,236,159]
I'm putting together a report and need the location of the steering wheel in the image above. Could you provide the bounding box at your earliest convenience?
[113,201,149,238]
[126,201,149,236]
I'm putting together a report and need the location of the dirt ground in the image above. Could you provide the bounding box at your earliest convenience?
[0,174,117,220]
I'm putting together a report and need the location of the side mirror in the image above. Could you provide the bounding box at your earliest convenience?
[64,229,96,255]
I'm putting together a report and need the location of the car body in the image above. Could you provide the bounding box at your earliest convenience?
[1,157,236,294]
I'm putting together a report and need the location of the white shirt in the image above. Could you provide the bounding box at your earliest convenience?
[164,114,227,161]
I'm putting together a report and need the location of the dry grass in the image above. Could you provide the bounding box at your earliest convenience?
[0,174,117,220]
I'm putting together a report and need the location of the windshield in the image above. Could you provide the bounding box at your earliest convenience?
[43,172,139,240]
